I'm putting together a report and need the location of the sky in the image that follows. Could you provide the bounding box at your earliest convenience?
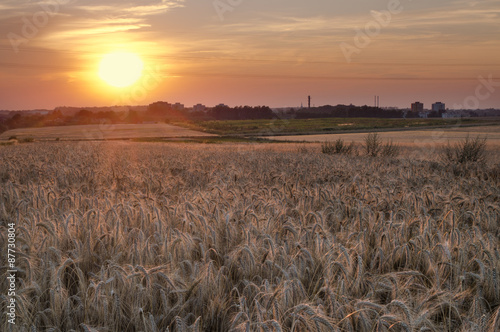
[0,0,499,110]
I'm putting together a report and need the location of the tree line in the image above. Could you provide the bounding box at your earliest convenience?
[0,102,451,134]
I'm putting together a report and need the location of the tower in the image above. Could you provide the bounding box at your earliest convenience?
[308,96,311,109]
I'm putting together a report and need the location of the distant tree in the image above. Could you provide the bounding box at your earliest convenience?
[74,109,93,124]
[148,102,173,116]
[147,102,187,121]
[0,123,7,134]
[76,109,92,118]
[42,110,67,126]
[6,114,22,128]
[209,104,233,120]
[208,105,274,120]
[96,111,119,123]
[126,110,142,124]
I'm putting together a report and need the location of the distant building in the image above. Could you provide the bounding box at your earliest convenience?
[150,101,171,108]
[411,102,424,113]
[172,103,184,111]
[192,104,206,113]
[418,111,429,118]
[442,111,461,118]
[432,102,445,112]
[29,110,50,115]
[216,103,229,108]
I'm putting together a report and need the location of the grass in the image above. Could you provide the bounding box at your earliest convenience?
[191,117,488,136]
[130,136,287,144]
[0,141,499,331]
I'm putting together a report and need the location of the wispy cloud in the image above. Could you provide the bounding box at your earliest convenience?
[49,23,150,39]
[21,0,186,54]
[75,0,185,16]
[209,4,500,38]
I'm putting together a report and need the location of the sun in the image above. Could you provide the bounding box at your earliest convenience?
[98,52,144,88]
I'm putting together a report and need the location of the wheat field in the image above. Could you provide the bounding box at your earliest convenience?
[1,141,499,331]
[268,125,500,147]
[0,123,216,141]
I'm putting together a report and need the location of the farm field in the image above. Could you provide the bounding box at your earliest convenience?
[0,123,216,141]
[267,125,500,147]
[192,117,497,136]
[0,141,499,331]
[1,119,498,144]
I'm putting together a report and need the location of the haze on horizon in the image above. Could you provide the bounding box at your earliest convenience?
[0,0,499,111]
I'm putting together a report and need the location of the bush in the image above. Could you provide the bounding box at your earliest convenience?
[19,137,34,143]
[321,141,335,154]
[8,135,17,140]
[364,133,382,157]
[322,139,356,155]
[381,139,400,157]
[442,135,487,164]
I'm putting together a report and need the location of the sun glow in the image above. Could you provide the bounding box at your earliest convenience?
[98,52,144,87]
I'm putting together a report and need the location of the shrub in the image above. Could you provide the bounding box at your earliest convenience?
[321,141,335,154]
[8,135,17,140]
[20,137,35,143]
[442,135,487,164]
[322,139,355,155]
[364,133,382,157]
[381,140,400,157]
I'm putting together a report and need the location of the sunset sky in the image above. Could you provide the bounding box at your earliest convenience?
[1,0,499,110]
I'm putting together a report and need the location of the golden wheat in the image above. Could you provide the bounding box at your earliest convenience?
[0,141,498,331]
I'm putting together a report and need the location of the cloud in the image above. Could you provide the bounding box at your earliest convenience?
[75,0,185,16]
[213,5,499,35]
[61,0,186,38]
[194,1,500,57]
[49,23,151,38]
[10,0,186,56]
[0,0,186,44]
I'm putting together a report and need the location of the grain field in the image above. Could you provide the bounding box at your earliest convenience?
[0,142,499,331]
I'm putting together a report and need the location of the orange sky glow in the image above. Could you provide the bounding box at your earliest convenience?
[0,0,499,110]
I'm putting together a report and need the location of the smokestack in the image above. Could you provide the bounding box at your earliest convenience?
[308,96,311,109]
